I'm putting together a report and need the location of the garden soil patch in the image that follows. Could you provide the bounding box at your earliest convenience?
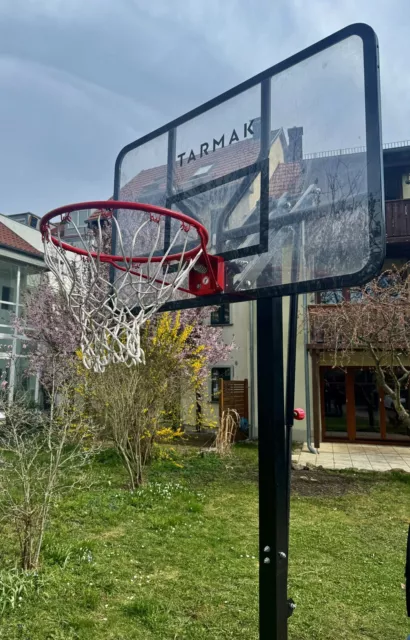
[291,468,368,497]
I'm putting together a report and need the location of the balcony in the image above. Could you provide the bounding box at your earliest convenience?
[307,305,332,348]
[386,199,410,243]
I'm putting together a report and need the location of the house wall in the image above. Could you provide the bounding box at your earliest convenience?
[182,301,251,429]
[227,135,285,230]
[0,259,42,403]
[282,294,309,442]
[187,292,310,442]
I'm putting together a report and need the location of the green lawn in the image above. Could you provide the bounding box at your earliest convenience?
[0,444,409,639]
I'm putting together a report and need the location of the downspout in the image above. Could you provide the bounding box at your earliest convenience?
[249,300,256,439]
[301,216,318,455]
[303,292,318,454]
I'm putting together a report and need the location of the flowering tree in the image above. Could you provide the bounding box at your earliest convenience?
[21,276,234,422]
[178,307,234,429]
[310,264,410,435]
[88,310,234,487]
[19,275,82,404]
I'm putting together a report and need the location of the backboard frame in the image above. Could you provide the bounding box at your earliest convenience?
[110,23,386,640]
[113,22,384,310]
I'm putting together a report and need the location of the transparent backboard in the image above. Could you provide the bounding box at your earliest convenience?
[113,24,384,310]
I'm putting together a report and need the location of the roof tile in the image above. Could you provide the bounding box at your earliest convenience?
[118,133,281,202]
[0,220,43,257]
[269,162,303,198]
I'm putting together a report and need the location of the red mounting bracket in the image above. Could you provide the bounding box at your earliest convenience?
[189,254,225,296]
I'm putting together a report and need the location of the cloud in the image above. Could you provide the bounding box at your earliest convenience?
[130,0,409,143]
[0,55,163,212]
[0,0,408,213]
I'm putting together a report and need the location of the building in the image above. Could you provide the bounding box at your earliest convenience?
[113,119,410,446]
[214,139,410,446]
[175,137,410,446]
[8,212,41,230]
[0,213,46,402]
[305,140,410,446]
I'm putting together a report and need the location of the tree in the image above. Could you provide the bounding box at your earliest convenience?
[18,275,82,405]
[0,390,98,570]
[178,306,234,430]
[310,264,410,435]
[87,309,234,488]
[21,273,234,420]
[20,261,234,489]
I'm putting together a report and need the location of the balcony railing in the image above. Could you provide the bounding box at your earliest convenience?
[307,305,329,346]
[386,199,410,242]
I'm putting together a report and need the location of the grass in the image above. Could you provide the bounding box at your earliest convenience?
[0,443,409,639]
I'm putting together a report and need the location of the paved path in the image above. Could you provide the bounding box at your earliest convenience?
[292,442,410,472]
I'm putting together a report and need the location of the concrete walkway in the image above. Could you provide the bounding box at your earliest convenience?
[292,442,410,472]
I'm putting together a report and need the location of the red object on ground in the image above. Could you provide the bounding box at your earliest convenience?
[293,408,305,420]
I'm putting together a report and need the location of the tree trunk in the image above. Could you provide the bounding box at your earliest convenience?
[377,368,410,436]
[394,402,410,436]
[195,390,202,432]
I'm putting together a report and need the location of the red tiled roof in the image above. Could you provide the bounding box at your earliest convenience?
[88,132,305,224]
[0,220,42,257]
[269,162,303,198]
[119,133,281,202]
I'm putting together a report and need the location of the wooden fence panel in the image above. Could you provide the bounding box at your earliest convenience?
[220,379,249,420]
[386,199,410,240]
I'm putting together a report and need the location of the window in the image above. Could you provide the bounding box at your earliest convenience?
[210,303,230,325]
[193,164,213,177]
[66,210,90,229]
[1,286,12,310]
[317,290,343,304]
[211,367,231,402]
[349,288,363,303]
[384,166,403,201]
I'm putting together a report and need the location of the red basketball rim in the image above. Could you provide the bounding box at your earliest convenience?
[40,200,209,264]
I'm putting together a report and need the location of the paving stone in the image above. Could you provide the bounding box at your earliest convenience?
[318,444,334,453]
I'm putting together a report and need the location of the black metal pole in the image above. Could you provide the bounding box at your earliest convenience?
[257,73,289,640]
[285,293,298,565]
[257,296,288,640]
[285,227,301,557]
[164,128,176,252]
[406,525,410,617]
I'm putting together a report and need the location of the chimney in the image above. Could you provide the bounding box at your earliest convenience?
[252,117,261,139]
[287,127,303,162]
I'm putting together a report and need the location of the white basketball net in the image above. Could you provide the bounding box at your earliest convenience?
[42,208,203,372]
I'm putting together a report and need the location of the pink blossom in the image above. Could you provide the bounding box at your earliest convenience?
[18,269,235,393]
[16,275,81,392]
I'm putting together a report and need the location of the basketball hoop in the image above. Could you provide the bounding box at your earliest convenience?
[40,201,224,372]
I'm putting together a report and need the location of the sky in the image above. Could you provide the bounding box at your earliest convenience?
[0,0,408,214]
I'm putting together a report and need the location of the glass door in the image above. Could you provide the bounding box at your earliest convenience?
[353,369,381,439]
[322,368,348,439]
[321,366,410,442]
